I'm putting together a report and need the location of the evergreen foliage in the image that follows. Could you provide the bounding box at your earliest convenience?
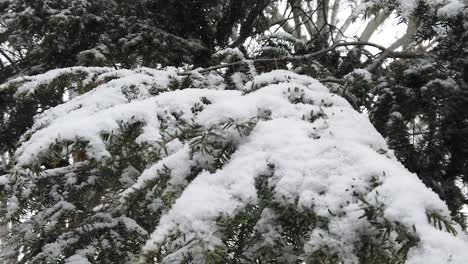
[367,14,468,225]
[0,0,269,80]
[1,67,467,264]
[240,5,468,227]
[1,0,468,263]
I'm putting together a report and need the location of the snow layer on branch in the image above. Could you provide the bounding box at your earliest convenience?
[10,67,178,166]
[0,67,112,96]
[344,68,372,82]
[10,68,468,263]
[213,48,245,60]
[363,0,465,18]
[135,71,466,263]
[437,0,467,16]
[0,175,8,185]
[65,254,91,264]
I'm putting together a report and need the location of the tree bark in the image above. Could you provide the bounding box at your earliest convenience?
[358,9,392,42]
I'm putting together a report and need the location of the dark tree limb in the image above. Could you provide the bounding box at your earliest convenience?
[184,41,424,75]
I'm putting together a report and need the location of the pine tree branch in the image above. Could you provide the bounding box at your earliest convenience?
[182,41,423,75]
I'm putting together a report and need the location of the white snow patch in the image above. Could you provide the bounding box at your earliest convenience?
[10,68,468,263]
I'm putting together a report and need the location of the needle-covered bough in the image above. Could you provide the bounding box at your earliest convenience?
[0,67,467,264]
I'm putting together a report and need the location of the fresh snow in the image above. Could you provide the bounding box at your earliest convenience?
[344,68,372,82]
[395,0,465,17]
[4,68,468,263]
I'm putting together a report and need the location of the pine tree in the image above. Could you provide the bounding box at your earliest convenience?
[1,1,468,263]
[1,66,467,264]
[0,0,269,80]
[246,0,468,225]
[365,12,468,225]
